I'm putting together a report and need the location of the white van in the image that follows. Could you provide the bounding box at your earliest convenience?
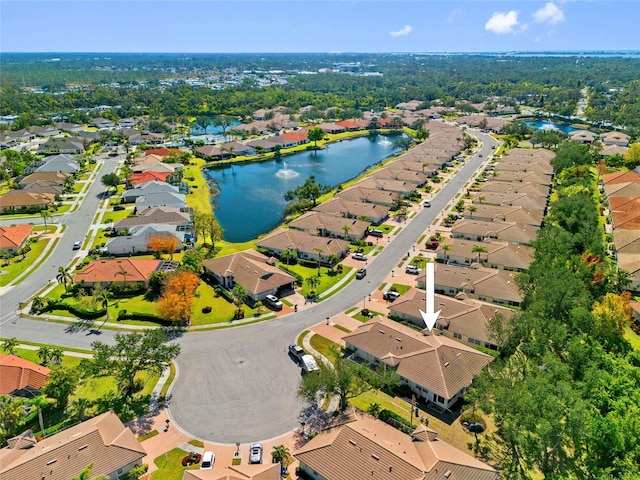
[201,451,215,470]
[301,354,320,373]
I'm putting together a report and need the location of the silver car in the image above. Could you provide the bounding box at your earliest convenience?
[249,443,263,464]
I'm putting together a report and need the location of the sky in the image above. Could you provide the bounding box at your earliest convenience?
[1,0,638,53]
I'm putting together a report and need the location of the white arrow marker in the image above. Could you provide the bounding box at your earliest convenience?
[419,262,441,331]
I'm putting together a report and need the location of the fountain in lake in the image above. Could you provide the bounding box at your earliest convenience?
[378,137,392,146]
[275,161,300,179]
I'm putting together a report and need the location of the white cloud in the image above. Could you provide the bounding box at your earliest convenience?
[485,11,522,35]
[533,2,565,25]
[448,8,463,23]
[390,25,412,37]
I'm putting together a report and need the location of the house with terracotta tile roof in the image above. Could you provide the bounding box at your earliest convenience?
[74,258,161,287]
[295,417,498,480]
[256,228,349,265]
[451,219,539,246]
[388,289,513,350]
[423,264,522,307]
[145,147,182,157]
[202,249,296,303]
[0,353,49,396]
[0,410,145,480]
[609,197,640,230]
[282,131,309,144]
[343,318,493,409]
[0,191,55,213]
[0,224,33,255]
[602,170,640,186]
[312,197,389,225]
[128,171,172,186]
[436,238,533,272]
[335,119,363,131]
[183,463,280,480]
[288,211,370,240]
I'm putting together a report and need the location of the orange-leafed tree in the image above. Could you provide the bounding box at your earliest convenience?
[157,271,200,324]
[147,234,180,260]
[591,291,634,352]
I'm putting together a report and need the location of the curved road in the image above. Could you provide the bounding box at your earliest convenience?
[0,132,498,444]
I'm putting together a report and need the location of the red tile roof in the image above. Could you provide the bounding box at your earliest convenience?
[0,225,33,251]
[145,148,182,157]
[74,258,161,285]
[282,131,308,142]
[130,171,172,185]
[0,353,50,395]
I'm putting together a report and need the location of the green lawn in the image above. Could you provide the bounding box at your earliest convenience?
[12,347,84,369]
[389,283,412,295]
[184,157,212,214]
[277,262,351,297]
[353,309,383,322]
[624,327,640,351]
[151,448,199,480]
[102,207,136,223]
[0,238,51,286]
[309,334,341,362]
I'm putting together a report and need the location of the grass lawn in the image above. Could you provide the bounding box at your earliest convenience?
[12,347,84,369]
[190,280,255,325]
[0,238,51,286]
[184,158,212,213]
[389,283,412,295]
[217,239,257,256]
[353,309,383,322]
[151,448,199,480]
[102,207,136,223]
[624,327,640,351]
[277,262,351,297]
[309,334,341,363]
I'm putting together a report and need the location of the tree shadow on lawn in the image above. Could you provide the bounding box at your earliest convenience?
[93,391,152,423]
[295,403,354,448]
[126,406,164,436]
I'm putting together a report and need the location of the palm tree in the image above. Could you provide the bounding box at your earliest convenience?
[327,254,340,272]
[467,205,477,218]
[29,394,55,434]
[313,247,324,275]
[471,245,488,264]
[48,347,64,365]
[95,288,112,330]
[56,266,74,291]
[231,284,248,316]
[1,337,19,354]
[271,444,291,468]
[305,275,321,298]
[280,248,297,266]
[478,195,486,204]
[342,225,351,241]
[37,346,51,365]
[40,208,51,232]
[72,464,94,480]
[440,243,451,264]
[70,397,93,421]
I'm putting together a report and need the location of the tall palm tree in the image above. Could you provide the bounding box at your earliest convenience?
[1,337,19,354]
[440,243,451,264]
[342,225,351,241]
[70,397,93,421]
[271,444,291,468]
[467,205,478,218]
[37,346,51,365]
[48,347,64,365]
[471,245,488,264]
[313,247,324,275]
[95,288,112,330]
[40,208,51,232]
[29,394,55,434]
[231,284,248,316]
[305,275,321,297]
[56,266,74,291]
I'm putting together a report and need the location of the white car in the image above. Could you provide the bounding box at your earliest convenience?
[72,241,82,250]
[200,451,215,470]
[249,443,263,464]
[264,294,283,310]
[405,265,422,275]
[352,252,367,261]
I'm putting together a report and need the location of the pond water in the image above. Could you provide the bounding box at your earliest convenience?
[524,119,581,134]
[203,134,403,243]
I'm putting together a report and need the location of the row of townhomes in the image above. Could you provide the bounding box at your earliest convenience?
[602,169,640,292]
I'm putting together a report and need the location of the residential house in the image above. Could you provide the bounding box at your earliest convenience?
[335,119,364,131]
[422,263,522,307]
[183,463,280,480]
[609,197,640,230]
[202,249,296,304]
[129,132,164,145]
[281,131,309,145]
[104,225,186,256]
[353,177,416,196]
[501,147,556,163]
[617,253,640,292]
[343,318,493,409]
[195,145,229,160]
[28,125,60,137]
[246,138,278,152]
[371,167,427,187]
[34,153,80,174]
[312,197,389,225]
[5,130,35,144]
[295,417,498,480]
[601,131,631,147]
[118,118,137,129]
[569,129,597,144]
[74,258,162,287]
[493,161,554,176]
[0,410,146,480]
[288,211,370,240]
[604,182,640,199]
[0,353,49,397]
[436,238,533,272]
[134,191,186,212]
[220,142,255,157]
[121,181,180,203]
[91,117,115,129]
[601,144,629,157]
[388,288,513,350]
[113,206,192,233]
[128,171,172,187]
[396,99,423,111]
[612,229,640,256]
[478,181,551,197]
[472,191,548,212]
[465,204,544,227]
[256,228,349,265]
[335,186,397,207]
[602,170,640,186]
[0,191,55,213]
[485,170,552,186]
[145,147,183,157]
[451,219,539,245]
[36,138,84,155]
[0,225,34,255]
[19,171,70,196]
[316,122,345,134]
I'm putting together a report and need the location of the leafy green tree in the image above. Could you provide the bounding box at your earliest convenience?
[40,208,52,232]
[414,127,429,143]
[29,394,55,434]
[180,249,204,274]
[69,397,93,422]
[42,365,79,410]
[0,395,25,445]
[280,248,298,266]
[392,136,413,151]
[284,175,330,207]
[101,172,121,193]
[37,346,51,365]
[84,330,180,399]
[307,126,324,148]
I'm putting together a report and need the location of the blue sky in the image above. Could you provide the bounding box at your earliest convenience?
[1,1,638,53]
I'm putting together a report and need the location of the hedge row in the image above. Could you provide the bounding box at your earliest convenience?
[41,302,106,319]
[116,311,173,326]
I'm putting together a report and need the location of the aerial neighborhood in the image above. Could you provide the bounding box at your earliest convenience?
[1,52,639,480]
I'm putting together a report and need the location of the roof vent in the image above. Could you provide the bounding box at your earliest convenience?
[444,362,450,367]
[379,330,385,334]
[47,459,57,465]
[444,471,452,478]
[78,444,88,451]
[371,454,379,460]
[349,439,357,446]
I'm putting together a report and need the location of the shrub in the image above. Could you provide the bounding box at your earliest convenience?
[202,306,212,314]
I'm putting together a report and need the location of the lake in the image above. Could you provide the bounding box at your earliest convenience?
[524,119,581,134]
[203,134,403,243]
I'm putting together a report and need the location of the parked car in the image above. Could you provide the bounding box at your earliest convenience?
[301,354,320,373]
[72,241,82,250]
[352,252,367,261]
[423,200,431,207]
[406,265,422,275]
[368,229,384,238]
[200,451,215,470]
[425,241,439,250]
[383,291,400,301]
[249,443,263,464]
[113,205,125,211]
[264,294,283,310]
[288,344,305,363]
[356,268,367,279]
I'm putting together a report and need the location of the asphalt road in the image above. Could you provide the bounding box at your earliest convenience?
[0,133,498,444]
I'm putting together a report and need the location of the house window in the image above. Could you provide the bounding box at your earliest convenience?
[453,332,462,340]
[478,296,487,301]
[435,394,445,404]
[468,338,481,345]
